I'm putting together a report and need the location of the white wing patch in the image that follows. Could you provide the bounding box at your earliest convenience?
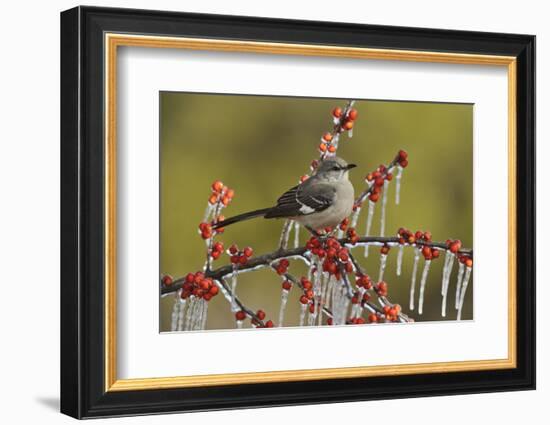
[296,190,315,214]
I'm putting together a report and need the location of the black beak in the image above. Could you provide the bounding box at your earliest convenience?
[346,164,357,170]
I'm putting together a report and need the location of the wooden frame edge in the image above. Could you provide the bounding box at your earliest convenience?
[103,33,518,392]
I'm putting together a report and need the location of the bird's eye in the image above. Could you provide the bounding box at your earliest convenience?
[332,166,340,171]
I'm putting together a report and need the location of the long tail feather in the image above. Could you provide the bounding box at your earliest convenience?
[212,207,272,229]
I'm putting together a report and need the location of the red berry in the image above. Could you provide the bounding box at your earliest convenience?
[398,150,408,161]
[299,295,309,304]
[209,285,219,296]
[431,249,440,259]
[368,313,378,323]
[327,318,333,325]
[465,258,473,267]
[380,245,390,255]
[235,311,246,321]
[161,275,173,286]
[422,246,432,258]
[229,244,238,254]
[399,159,409,168]
[265,320,274,328]
[282,281,292,291]
[332,107,343,118]
[238,255,248,265]
[328,145,336,153]
[369,193,379,202]
[355,317,366,324]
[347,109,358,120]
[203,293,213,301]
[211,180,224,193]
[256,309,266,320]
[185,273,195,283]
[450,240,462,253]
[243,246,253,258]
[319,142,327,152]
[343,120,354,130]
[322,132,333,142]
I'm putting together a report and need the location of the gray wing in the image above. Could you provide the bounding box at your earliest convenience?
[264,181,336,218]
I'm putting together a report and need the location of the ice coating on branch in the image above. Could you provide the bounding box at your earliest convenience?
[455,262,465,309]
[200,301,209,330]
[230,266,239,312]
[457,266,472,320]
[279,220,292,249]
[378,254,388,282]
[203,204,214,223]
[396,244,404,276]
[410,249,421,310]
[395,165,403,205]
[293,221,300,248]
[364,201,375,257]
[325,276,334,310]
[418,260,432,315]
[379,180,389,237]
[236,320,243,329]
[278,290,289,327]
[299,304,307,326]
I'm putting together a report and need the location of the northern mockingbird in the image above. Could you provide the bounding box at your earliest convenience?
[212,157,356,233]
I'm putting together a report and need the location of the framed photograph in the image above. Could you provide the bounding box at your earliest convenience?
[60,6,535,419]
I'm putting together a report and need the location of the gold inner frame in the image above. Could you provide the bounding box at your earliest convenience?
[104,33,517,392]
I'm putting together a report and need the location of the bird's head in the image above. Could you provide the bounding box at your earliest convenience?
[314,156,357,182]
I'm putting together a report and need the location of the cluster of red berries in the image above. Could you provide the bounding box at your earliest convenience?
[458,254,473,268]
[347,317,367,325]
[229,244,253,265]
[318,106,358,154]
[375,281,388,297]
[306,236,353,277]
[339,217,350,232]
[274,259,290,275]
[365,164,393,203]
[382,304,401,322]
[355,274,373,290]
[446,239,463,254]
[251,309,274,328]
[210,241,224,260]
[198,222,213,240]
[180,272,219,301]
[235,309,274,328]
[299,277,314,305]
[208,180,235,207]
[396,149,409,168]
[346,228,359,244]
[333,106,358,131]
[380,244,391,255]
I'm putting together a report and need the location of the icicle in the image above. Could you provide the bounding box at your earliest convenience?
[278,290,289,327]
[177,297,187,331]
[202,203,214,223]
[171,295,181,332]
[350,207,361,228]
[325,276,334,310]
[418,260,432,315]
[299,304,307,326]
[378,253,388,282]
[184,297,196,331]
[363,201,375,257]
[455,262,465,309]
[394,165,403,205]
[457,266,472,320]
[279,220,292,249]
[200,300,209,330]
[348,128,353,138]
[230,266,238,312]
[409,249,421,310]
[293,221,300,248]
[441,251,452,295]
[236,320,243,329]
[396,244,404,276]
[379,180,389,237]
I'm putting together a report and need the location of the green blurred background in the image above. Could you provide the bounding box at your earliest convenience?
[160,92,473,331]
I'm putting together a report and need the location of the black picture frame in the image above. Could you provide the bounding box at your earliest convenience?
[61,5,535,419]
